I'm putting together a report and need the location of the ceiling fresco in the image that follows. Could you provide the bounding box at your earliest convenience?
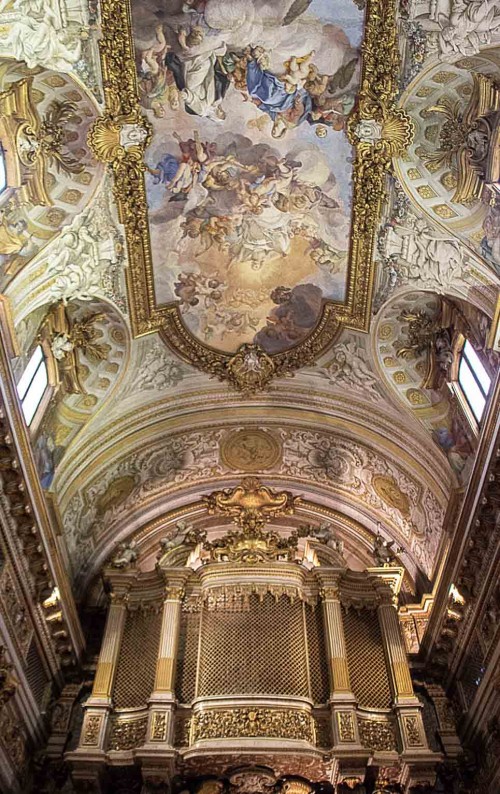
[90,0,412,386]
[133,0,362,354]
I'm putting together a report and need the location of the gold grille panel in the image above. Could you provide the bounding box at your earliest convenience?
[305,603,329,704]
[198,593,308,697]
[113,609,162,708]
[175,609,200,704]
[343,607,391,709]
[26,638,49,706]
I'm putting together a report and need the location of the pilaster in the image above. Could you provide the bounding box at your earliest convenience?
[141,574,188,762]
[318,573,365,766]
[372,576,438,791]
[79,572,135,755]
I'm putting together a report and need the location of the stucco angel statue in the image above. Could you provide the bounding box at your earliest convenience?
[110,540,138,569]
[158,521,206,558]
[372,529,403,567]
[297,522,344,555]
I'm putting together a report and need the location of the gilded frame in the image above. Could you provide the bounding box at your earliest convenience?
[90,0,413,388]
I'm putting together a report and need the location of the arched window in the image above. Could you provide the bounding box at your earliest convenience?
[458,340,492,423]
[17,345,48,427]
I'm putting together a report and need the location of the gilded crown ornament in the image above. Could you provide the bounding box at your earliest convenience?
[202,478,301,562]
[204,477,299,533]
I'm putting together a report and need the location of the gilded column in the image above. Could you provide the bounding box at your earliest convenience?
[145,579,187,748]
[318,575,363,750]
[153,585,184,695]
[374,581,430,754]
[79,575,133,753]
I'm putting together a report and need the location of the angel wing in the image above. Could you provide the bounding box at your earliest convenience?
[282,0,313,26]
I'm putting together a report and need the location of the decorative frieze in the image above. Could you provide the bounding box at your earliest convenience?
[191,708,315,743]
[358,718,397,752]
[109,716,147,751]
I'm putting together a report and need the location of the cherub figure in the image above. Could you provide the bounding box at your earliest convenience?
[372,528,403,567]
[138,24,180,117]
[158,521,192,555]
[110,540,138,569]
[282,51,316,93]
[297,522,344,555]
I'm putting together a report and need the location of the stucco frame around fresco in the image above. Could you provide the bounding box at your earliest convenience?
[89,0,413,390]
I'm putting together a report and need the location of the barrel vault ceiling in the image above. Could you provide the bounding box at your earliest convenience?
[0,0,499,602]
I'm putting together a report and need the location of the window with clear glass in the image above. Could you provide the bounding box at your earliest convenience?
[458,340,492,422]
[0,144,7,195]
[17,345,48,426]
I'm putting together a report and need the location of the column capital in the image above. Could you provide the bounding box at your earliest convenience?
[317,571,342,598]
[367,566,404,604]
[164,585,185,601]
[104,567,139,597]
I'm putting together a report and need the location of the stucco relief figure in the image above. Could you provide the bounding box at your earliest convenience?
[1,11,82,72]
[389,218,463,290]
[418,0,500,58]
[298,522,345,555]
[320,338,382,399]
[158,520,198,555]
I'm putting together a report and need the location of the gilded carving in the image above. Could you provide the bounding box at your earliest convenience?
[41,303,109,396]
[92,0,411,387]
[191,708,315,743]
[150,712,167,742]
[82,714,102,746]
[204,477,298,533]
[109,716,148,751]
[229,768,277,794]
[403,714,424,747]
[165,586,185,600]
[358,718,397,752]
[202,478,302,562]
[419,73,500,205]
[337,711,356,742]
[203,584,314,611]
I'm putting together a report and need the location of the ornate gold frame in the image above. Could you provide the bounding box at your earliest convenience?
[90,0,413,388]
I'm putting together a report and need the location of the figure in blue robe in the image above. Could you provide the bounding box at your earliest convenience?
[246,59,313,124]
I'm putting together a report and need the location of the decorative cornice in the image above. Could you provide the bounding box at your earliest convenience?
[421,373,500,685]
[0,327,84,670]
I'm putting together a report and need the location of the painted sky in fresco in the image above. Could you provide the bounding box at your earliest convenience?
[132,0,364,353]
